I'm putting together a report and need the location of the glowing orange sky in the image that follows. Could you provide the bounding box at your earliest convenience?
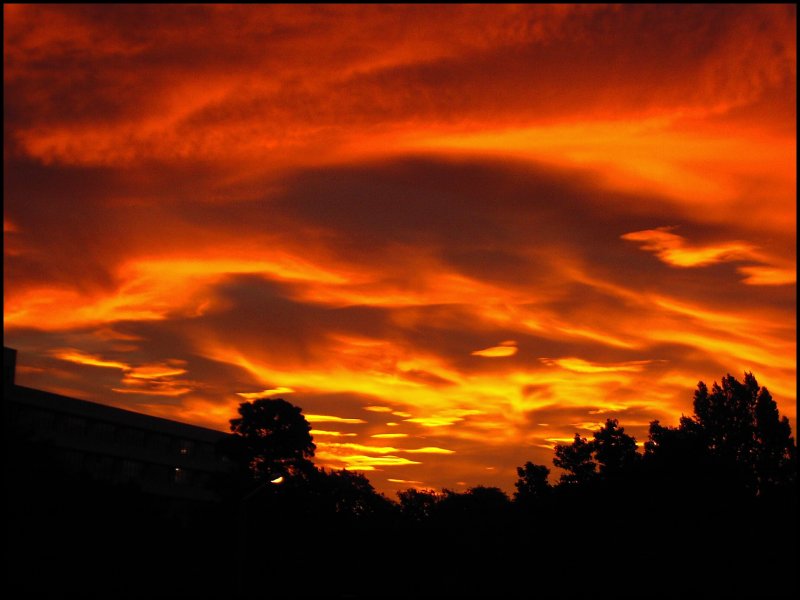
[4,5,796,496]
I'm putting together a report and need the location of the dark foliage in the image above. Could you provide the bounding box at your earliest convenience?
[6,374,796,597]
[553,432,596,484]
[513,461,551,505]
[221,397,316,482]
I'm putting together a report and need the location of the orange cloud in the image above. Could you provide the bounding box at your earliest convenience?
[305,415,368,425]
[53,349,129,371]
[4,5,795,495]
[541,358,653,374]
[471,341,518,358]
[622,228,757,267]
[311,430,357,438]
[622,228,795,287]
[236,387,295,399]
[737,266,796,286]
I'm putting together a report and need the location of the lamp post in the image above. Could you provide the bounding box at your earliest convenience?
[236,475,284,597]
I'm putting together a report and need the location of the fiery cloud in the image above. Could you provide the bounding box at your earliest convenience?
[4,5,795,494]
[621,228,758,267]
[236,387,295,399]
[471,341,518,358]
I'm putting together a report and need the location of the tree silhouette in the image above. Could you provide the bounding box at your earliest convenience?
[513,461,551,504]
[753,385,796,493]
[647,372,796,496]
[592,418,639,475]
[398,488,440,522]
[314,468,396,521]
[223,397,316,482]
[644,415,705,466]
[553,433,596,485]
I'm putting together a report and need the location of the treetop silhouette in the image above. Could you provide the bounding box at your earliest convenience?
[646,372,796,496]
[553,433,597,485]
[513,461,551,504]
[223,397,316,482]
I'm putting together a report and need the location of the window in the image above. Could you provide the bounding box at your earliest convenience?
[60,449,85,472]
[120,459,143,481]
[178,439,194,457]
[173,467,190,485]
[144,464,171,484]
[64,415,86,436]
[91,421,116,442]
[120,427,145,447]
[93,455,115,479]
[31,408,55,430]
[147,433,170,453]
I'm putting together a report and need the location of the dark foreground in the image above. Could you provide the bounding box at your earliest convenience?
[5,464,796,598]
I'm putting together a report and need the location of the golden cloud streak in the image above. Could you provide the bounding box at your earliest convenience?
[236,387,295,399]
[310,430,357,437]
[51,349,194,398]
[622,228,757,267]
[318,442,454,455]
[320,443,400,454]
[737,266,796,286]
[542,358,652,374]
[111,387,192,397]
[471,341,518,358]
[404,447,455,454]
[127,365,187,380]
[314,451,422,471]
[53,350,129,371]
[305,414,368,424]
[403,417,462,427]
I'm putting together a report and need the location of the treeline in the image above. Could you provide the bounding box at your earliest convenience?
[5,372,797,598]
[215,371,796,598]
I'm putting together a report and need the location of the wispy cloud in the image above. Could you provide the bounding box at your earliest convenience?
[471,340,518,358]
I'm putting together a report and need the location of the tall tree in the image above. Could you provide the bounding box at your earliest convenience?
[647,372,796,495]
[223,398,316,482]
[752,385,796,493]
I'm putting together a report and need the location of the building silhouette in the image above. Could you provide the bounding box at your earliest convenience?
[4,346,230,502]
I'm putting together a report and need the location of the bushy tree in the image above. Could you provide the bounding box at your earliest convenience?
[222,398,316,482]
[398,488,441,522]
[553,434,596,485]
[646,372,796,495]
[315,468,396,520]
[753,386,796,492]
[592,418,639,475]
[513,461,551,503]
[644,415,705,464]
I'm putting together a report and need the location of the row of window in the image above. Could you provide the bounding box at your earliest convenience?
[59,448,211,487]
[11,405,216,459]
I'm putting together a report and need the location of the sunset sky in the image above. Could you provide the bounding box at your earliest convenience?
[4,4,796,496]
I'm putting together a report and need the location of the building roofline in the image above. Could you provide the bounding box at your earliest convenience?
[5,347,228,443]
[10,384,228,442]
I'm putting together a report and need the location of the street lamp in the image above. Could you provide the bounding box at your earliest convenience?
[236,474,284,597]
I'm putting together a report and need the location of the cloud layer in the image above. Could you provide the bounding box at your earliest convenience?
[4,5,795,495]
